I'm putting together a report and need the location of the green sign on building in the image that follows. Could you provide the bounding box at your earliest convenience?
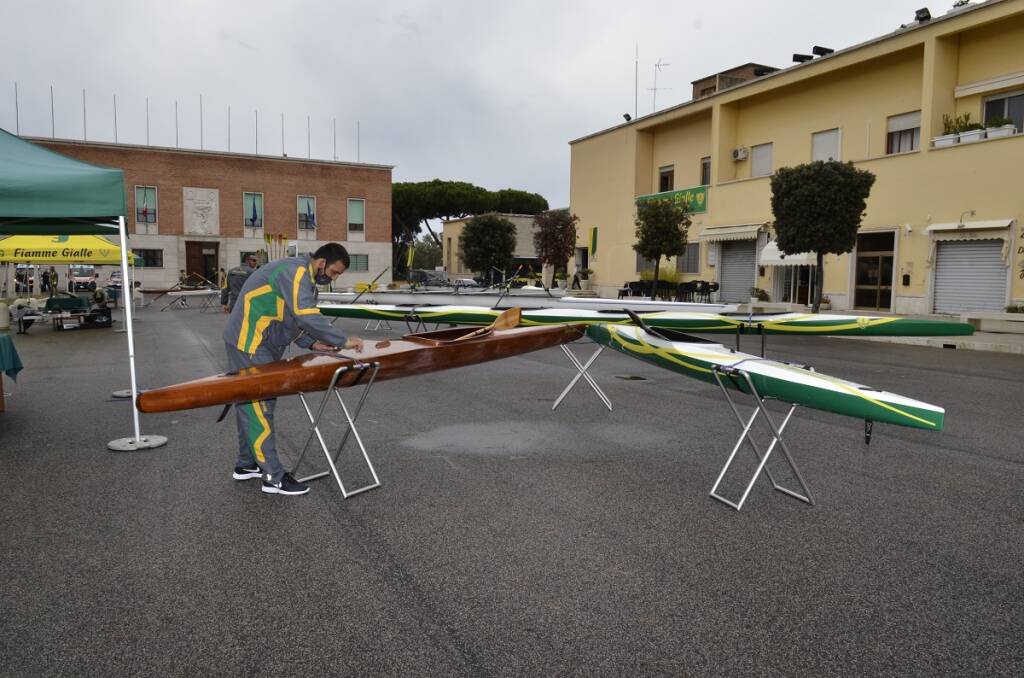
[636,185,708,214]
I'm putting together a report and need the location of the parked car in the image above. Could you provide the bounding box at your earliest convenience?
[452,278,480,289]
[106,270,123,288]
[69,265,97,291]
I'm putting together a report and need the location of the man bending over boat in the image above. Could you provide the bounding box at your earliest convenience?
[224,243,364,496]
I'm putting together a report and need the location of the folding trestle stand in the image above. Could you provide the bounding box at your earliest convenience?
[363,318,393,332]
[552,342,613,412]
[290,362,383,499]
[708,365,815,511]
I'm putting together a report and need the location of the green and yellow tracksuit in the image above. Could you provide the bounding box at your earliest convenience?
[222,255,350,482]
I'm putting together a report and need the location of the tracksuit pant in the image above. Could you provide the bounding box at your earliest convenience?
[225,342,285,483]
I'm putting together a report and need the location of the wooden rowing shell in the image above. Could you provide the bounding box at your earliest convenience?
[586,324,945,431]
[318,303,974,337]
[137,323,585,413]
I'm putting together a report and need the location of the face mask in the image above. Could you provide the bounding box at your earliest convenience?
[314,265,332,286]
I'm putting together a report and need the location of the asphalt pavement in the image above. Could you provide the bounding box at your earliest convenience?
[1,307,1022,677]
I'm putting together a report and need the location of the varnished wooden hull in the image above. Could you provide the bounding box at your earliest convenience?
[137,323,585,413]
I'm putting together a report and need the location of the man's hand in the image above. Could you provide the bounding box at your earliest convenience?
[222,305,230,314]
[311,341,339,352]
[343,337,364,352]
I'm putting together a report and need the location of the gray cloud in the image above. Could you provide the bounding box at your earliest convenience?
[0,0,931,207]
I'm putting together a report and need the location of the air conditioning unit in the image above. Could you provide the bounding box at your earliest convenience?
[731,146,749,161]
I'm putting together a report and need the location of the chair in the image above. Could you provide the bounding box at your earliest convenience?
[676,281,696,302]
[706,282,720,302]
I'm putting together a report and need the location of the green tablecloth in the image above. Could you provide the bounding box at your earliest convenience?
[0,334,23,381]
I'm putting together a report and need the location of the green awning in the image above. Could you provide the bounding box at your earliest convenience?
[0,128,125,234]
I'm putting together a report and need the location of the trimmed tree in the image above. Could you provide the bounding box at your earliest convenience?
[633,197,691,300]
[391,180,548,278]
[459,213,517,283]
[532,209,578,287]
[770,161,875,312]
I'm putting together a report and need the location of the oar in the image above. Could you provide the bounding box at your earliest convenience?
[452,307,522,342]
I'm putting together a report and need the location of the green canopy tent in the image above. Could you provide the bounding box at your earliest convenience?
[0,127,164,450]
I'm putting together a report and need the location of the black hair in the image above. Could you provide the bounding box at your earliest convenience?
[313,242,350,268]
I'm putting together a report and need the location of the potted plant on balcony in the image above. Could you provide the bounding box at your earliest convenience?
[933,113,965,147]
[959,120,987,143]
[985,115,1017,138]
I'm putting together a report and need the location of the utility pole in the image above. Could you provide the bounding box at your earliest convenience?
[634,44,639,119]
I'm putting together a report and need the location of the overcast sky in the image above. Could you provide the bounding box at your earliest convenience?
[0,0,947,208]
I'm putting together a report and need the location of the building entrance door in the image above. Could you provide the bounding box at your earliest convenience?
[853,232,894,310]
[185,241,219,285]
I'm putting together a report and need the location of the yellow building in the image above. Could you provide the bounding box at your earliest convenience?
[442,214,542,280]
[570,0,1024,313]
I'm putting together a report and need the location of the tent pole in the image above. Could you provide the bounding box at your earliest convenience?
[108,216,167,452]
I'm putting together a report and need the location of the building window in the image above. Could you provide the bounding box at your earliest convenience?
[297,195,316,230]
[700,157,711,186]
[240,251,261,265]
[135,186,157,224]
[750,143,773,177]
[811,128,840,161]
[984,90,1024,131]
[676,243,701,274]
[349,253,369,272]
[243,192,264,229]
[635,253,656,272]
[659,166,674,192]
[347,198,365,233]
[134,248,163,268]
[886,111,920,154]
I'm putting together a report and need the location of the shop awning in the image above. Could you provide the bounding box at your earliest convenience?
[0,234,132,264]
[924,219,1013,233]
[759,241,817,266]
[698,223,764,242]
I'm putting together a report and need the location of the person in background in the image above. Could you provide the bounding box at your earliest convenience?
[178,270,188,287]
[41,268,50,294]
[223,243,364,497]
[217,267,227,290]
[221,255,258,313]
[48,267,58,297]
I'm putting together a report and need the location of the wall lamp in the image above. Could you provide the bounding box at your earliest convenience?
[958,209,976,226]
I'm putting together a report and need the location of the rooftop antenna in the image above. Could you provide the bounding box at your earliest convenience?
[649,58,671,112]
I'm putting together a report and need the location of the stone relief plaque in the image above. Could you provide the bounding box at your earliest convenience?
[183,187,220,235]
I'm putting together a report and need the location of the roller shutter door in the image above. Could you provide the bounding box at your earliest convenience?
[933,239,1006,313]
[718,240,757,302]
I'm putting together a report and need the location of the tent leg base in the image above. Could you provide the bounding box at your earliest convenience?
[108,434,168,451]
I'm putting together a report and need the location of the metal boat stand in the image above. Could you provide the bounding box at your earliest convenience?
[363,318,393,332]
[552,341,613,411]
[290,362,383,499]
[734,322,767,357]
[400,313,443,334]
[708,364,814,511]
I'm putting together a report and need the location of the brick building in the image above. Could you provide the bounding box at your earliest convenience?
[27,138,393,289]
